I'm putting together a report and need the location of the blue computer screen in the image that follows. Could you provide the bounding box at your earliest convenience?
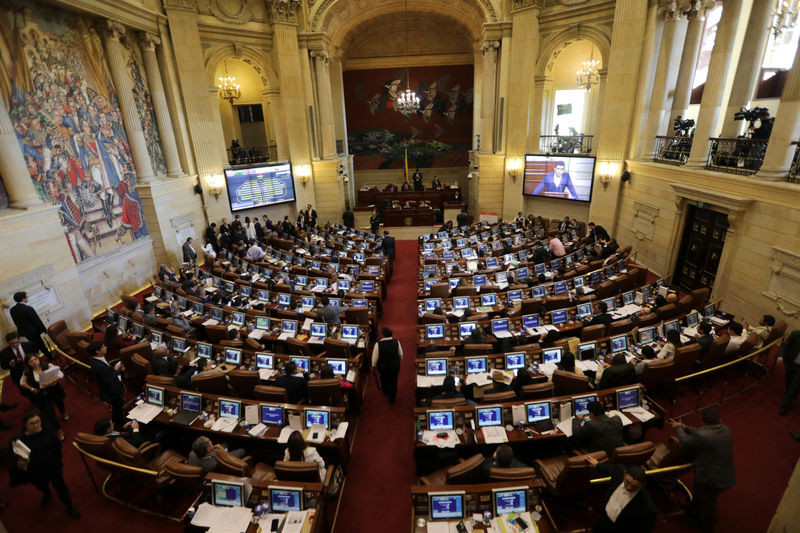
[466,357,487,374]
[617,387,640,410]
[494,488,526,515]
[225,163,296,211]
[181,393,201,412]
[428,410,454,431]
[260,404,284,426]
[526,402,550,423]
[430,493,464,520]
[270,488,302,512]
[213,482,243,507]
[476,406,503,427]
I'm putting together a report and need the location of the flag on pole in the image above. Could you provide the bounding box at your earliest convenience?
[404,148,409,184]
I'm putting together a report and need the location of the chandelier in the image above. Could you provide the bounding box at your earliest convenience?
[576,46,600,92]
[394,0,419,117]
[772,0,800,37]
[218,60,241,105]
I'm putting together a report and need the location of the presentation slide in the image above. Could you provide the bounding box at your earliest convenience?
[225,163,296,211]
[522,154,595,203]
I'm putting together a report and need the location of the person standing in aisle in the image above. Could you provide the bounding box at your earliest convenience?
[10,292,51,358]
[372,327,402,403]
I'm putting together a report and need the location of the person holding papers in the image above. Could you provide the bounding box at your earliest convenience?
[572,401,624,455]
[20,355,68,441]
[285,430,326,481]
[585,455,656,533]
[9,412,80,518]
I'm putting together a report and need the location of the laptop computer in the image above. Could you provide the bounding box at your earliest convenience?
[172,392,202,426]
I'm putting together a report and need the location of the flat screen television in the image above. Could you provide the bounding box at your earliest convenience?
[521,154,595,203]
[224,162,297,211]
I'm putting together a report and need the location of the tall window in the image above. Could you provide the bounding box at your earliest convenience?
[756,22,800,98]
[690,2,724,103]
[552,90,586,135]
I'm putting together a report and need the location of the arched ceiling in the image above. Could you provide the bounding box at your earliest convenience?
[316,0,489,53]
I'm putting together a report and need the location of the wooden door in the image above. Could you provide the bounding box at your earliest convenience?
[673,205,728,293]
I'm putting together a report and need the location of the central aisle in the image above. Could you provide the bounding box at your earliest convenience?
[334,240,420,532]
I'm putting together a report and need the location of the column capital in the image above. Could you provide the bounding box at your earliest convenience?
[481,40,500,55]
[310,49,330,64]
[690,0,717,20]
[268,0,301,24]
[104,20,126,41]
[658,0,692,21]
[140,31,161,51]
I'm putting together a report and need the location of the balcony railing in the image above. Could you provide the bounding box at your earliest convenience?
[788,143,800,184]
[226,144,278,166]
[706,137,768,175]
[654,136,692,165]
[539,135,593,154]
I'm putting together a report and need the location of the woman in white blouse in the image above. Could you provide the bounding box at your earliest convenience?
[20,355,68,440]
[284,430,326,481]
[244,216,257,240]
[657,329,682,360]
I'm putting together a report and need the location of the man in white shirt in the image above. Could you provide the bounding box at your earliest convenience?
[723,322,747,356]
[245,240,265,261]
[549,236,566,258]
[586,456,656,532]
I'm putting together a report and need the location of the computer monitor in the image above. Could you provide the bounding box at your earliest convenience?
[507,289,523,303]
[329,298,341,307]
[686,311,699,329]
[171,337,186,353]
[338,278,352,291]
[573,394,597,416]
[277,293,291,307]
[448,278,460,290]
[240,286,251,298]
[352,298,368,307]
[532,286,546,298]
[639,327,656,345]
[426,359,447,376]
[212,480,246,507]
[130,322,144,339]
[304,408,330,429]
[495,272,508,284]
[327,359,347,376]
[181,392,202,412]
[310,323,327,338]
[360,280,375,292]
[151,330,163,345]
[425,298,442,312]
[551,309,568,325]
[622,291,635,305]
[605,266,616,278]
[543,347,562,364]
[315,277,328,289]
[427,410,455,431]
[505,352,525,372]
[218,398,241,420]
[578,342,597,361]
[459,322,477,338]
[526,401,551,423]
[664,320,680,334]
[602,297,616,312]
[522,314,539,329]
[231,311,245,327]
[465,356,487,374]
[281,320,298,335]
[481,293,497,306]
[210,307,224,322]
[118,316,129,333]
[291,356,310,372]
[270,486,303,513]
[703,303,716,317]
[617,387,640,410]
[551,258,561,271]
[475,405,503,427]
[145,385,164,407]
[254,316,269,331]
[573,276,585,288]
[493,487,527,516]
[491,318,510,335]
[256,353,274,369]
[195,342,212,359]
[534,263,546,276]
[341,324,359,340]
[473,274,487,286]
[576,303,593,319]
[296,275,308,287]
[426,324,444,340]
[260,404,284,426]
[553,281,567,295]
[453,296,470,310]
[257,289,270,302]
[301,296,316,308]
[610,335,628,354]
[177,296,188,310]
[429,492,465,520]
[224,347,242,366]
[516,267,530,281]
[486,257,498,268]
[224,281,235,293]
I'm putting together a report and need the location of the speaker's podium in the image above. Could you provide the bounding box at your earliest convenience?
[539,192,569,199]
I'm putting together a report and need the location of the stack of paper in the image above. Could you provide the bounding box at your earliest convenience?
[556,417,574,437]
[575,360,600,372]
[481,426,508,444]
[277,426,296,443]
[624,406,656,422]
[465,372,493,387]
[127,402,163,424]
[421,430,459,448]
[12,439,30,460]
[210,417,238,432]
[190,503,252,533]
[417,375,446,388]
[606,410,633,427]
[248,423,267,437]
[259,369,277,381]
[332,422,349,441]
[202,319,220,326]
[538,363,557,377]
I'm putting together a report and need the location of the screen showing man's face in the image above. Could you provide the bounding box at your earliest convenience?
[554,164,565,176]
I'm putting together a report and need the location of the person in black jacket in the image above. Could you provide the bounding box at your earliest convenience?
[695,321,715,360]
[585,455,656,533]
[0,331,36,399]
[87,342,126,426]
[572,401,624,455]
[342,205,355,228]
[205,223,218,251]
[584,301,614,329]
[481,443,527,481]
[9,292,50,358]
[93,417,144,447]
[531,241,548,265]
[779,329,800,415]
[274,361,308,404]
[382,231,396,261]
[372,327,402,403]
[598,353,637,390]
[9,412,80,518]
[150,346,179,377]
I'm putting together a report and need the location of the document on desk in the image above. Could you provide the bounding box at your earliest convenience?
[283,510,311,533]
[606,410,633,427]
[277,332,295,341]
[623,406,656,422]
[417,375,446,388]
[556,416,574,437]
[211,418,238,432]
[244,405,259,425]
[247,329,266,339]
[278,426,295,443]
[465,372,493,387]
[426,522,450,533]
[248,423,267,437]
[259,369,277,381]
[421,430,459,448]
[511,404,526,426]
[538,363,557,377]
[575,360,599,372]
[127,402,162,424]
[332,421,349,441]
[447,309,465,318]
[481,426,508,444]
[191,503,252,533]
[145,296,159,304]
[305,424,327,444]
[709,316,729,327]
[202,319,220,326]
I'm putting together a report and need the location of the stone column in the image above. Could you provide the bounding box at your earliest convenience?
[480,40,500,153]
[329,55,349,157]
[506,1,542,156]
[582,69,607,137]
[670,4,710,126]
[102,20,155,182]
[0,98,41,208]
[530,75,553,152]
[720,3,775,137]
[640,8,689,158]
[209,86,231,167]
[687,0,746,167]
[311,50,337,159]
[472,48,483,151]
[263,88,290,160]
[757,38,800,180]
[140,32,184,177]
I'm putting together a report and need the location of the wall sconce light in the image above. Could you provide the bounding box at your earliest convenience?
[295,164,312,186]
[206,174,225,200]
[597,161,618,190]
[506,158,523,181]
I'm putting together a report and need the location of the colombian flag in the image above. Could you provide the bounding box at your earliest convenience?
[404,148,409,183]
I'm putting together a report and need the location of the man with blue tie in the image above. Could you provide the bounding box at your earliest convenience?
[532,161,578,199]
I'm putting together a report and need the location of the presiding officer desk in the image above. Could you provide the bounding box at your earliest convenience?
[357,186,462,208]
[411,481,554,533]
[184,473,324,533]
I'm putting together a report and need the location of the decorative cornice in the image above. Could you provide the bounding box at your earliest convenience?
[268,0,301,24]
[512,0,545,12]
[163,0,198,10]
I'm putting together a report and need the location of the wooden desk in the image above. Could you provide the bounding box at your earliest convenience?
[357,188,461,208]
[382,208,435,227]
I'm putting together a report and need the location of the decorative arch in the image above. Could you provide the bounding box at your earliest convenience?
[536,25,611,77]
[204,44,279,90]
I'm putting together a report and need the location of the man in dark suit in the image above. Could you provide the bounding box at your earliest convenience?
[204,223,218,252]
[182,237,197,263]
[598,354,637,390]
[274,361,308,404]
[384,182,398,192]
[586,456,657,533]
[673,408,735,531]
[10,291,51,358]
[695,321,715,360]
[412,169,424,191]
[0,331,36,399]
[304,204,318,228]
[150,347,179,377]
[88,342,126,426]
[532,161,578,199]
[587,222,609,244]
[430,176,442,189]
[531,241,548,265]
[584,301,614,329]
[230,214,243,235]
[94,417,144,447]
[381,231,396,261]
[219,217,231,235]
[572,401,624,455]
[779,329,800,415]
[253,218,264,240]
[481,443,526,481]
[456,209,469,228]
[342,205,355,228]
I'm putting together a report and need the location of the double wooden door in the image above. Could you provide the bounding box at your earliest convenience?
[673,205,728,293]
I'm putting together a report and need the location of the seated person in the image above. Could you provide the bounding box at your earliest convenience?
[431,375,468,404]
[466,326,488,345]
[176,358,212,389]
[584,301,614,328]
[695,321,715,360]
[598,353,637,390]
[586,457,657,533]
[485,370,513,395]
[401,182,413,192]
[539,329,560,349]
[555,350,585,377]
[188,436,246,473]
[274,361,308,404]
[511,368,535,398]
[143,304,158,327]
[723,322,747,356]
[320,363,353,391]
[657,329,682,359]
[481,443,526,481]
[285,430,326,481]
[150,346,179,377]
[572,400,624,455]
[634,345,658,377]
[745,314,775,348]
[93,417,144,447]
